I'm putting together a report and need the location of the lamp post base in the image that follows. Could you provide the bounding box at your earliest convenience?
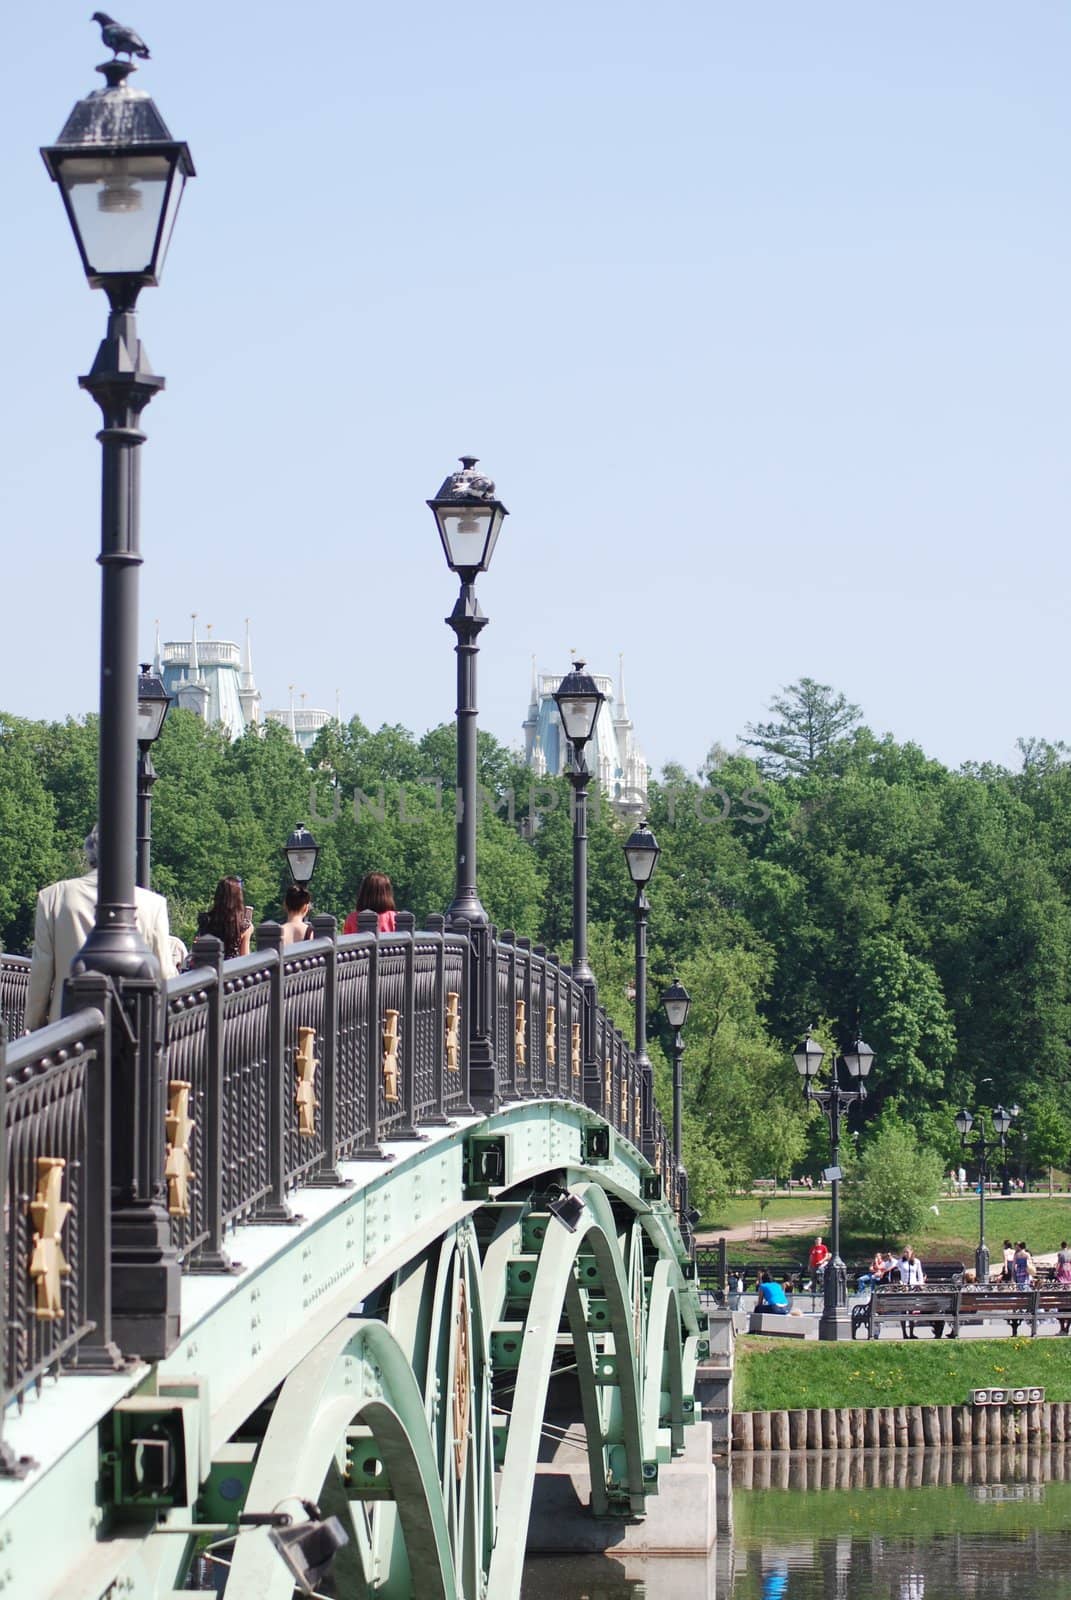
[817,1258,852,1342]
[975,1242,991,1283]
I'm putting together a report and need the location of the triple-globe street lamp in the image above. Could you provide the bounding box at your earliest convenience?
[428,457,508,1104]
[794,1030,876,1342]
[955,1104,1017,1282]
[41,48,194,1356]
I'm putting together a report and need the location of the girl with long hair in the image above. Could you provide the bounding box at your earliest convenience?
[343,872,396,935]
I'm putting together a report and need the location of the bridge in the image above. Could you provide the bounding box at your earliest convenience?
[0,915,714,1599]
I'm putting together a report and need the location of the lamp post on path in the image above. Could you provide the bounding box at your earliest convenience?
[794,1031,875,1342]
[955,1105,1016,1282]
[428,457,508,1105]
[41,42,194,1356]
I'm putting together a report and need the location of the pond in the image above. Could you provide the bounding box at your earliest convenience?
[522,1443,1071,1599]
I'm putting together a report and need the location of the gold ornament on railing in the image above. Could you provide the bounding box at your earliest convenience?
[515,999,526,1066]
[621,1077,628,1122]
[383,1010,400,1103]
[295,1026,319,1137]
[164,1079,195,1218]
[453,1275,471,1482]
[633,1093,641,1142]
[28,1158,72,1321]
[655,1143,663,1175]
[546,1006,556,1065]
[604,1059,612,1110]
[571,1022,581,1081]
[445,991,461,1072]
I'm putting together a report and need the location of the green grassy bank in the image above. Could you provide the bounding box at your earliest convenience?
[734,1335,1071,1412]
[704,1195,1071,1264]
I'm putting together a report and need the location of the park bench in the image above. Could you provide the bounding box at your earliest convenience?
[852,1282,1071,1339]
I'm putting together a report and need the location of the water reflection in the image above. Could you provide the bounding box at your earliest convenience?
[521,1444,1071,1599]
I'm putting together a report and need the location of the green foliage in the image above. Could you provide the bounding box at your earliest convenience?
[742,677,862,776]
[842,1120,945,1242]
[9,675,1071,1203]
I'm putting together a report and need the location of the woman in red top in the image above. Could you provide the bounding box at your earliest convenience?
[343,872,397,935]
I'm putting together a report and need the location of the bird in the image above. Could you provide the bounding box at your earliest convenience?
[91,13,151,60]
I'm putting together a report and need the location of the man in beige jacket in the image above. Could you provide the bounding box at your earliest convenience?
[24,827,176,1030]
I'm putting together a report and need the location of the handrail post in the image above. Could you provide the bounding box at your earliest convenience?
[354,911,390,1160]
[421,915,452,1127]
[308,915,346,1185]
[391,913,425,1141]
[453,920,476,1117]
[67,972,124,1369]
[254,923,296,1223]
[185,935,237,1270]
[0,1029,34,1478]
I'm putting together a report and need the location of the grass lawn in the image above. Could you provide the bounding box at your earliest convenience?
[702,1195,828,1231]
[701,1195,1071,1264]
[734,1334,1071,1411]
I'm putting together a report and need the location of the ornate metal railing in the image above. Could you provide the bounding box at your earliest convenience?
[2,1004,111,1431]
[0,955,30,1040]
[0,912,681,1415]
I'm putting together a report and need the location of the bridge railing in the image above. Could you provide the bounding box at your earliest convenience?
[4,914,680,1296]
[0,955,30,1040]
[1,1006,110,1413]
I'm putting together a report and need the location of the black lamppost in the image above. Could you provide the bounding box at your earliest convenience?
[956,1104,1016,1281]
[284,823,320,889]
[41,48,194,1358]
[136,663,169,888]
[1001,1102,1021,1196]
[624,819,660,1158]
[794,1031,875,1342]
[661,978,691,1235]
[428,457,508,1103]
[554,661,605,1106]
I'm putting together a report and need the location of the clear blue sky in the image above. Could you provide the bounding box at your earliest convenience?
[4,2,1068,776]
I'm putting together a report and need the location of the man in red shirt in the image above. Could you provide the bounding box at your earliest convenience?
[808,1236,831,1284]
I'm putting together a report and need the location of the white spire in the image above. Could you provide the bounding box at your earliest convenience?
[153,618,161,675]
[335,688,341,726]
[176,612,209,720]
[241,618,255,687]
[615,651,630,724]
[529,654,538,709]
[288,685,297,740]
[238,616,262,729]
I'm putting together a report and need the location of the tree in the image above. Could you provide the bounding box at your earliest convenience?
[842,1121,944,1243]
[742,678,862,776]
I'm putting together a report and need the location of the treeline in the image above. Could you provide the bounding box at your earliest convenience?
[4,678,1071,1210]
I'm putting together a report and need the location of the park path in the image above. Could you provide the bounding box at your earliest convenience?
[697,1211,828,1245]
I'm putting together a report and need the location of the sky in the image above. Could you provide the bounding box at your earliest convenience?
[3,2,1069,779]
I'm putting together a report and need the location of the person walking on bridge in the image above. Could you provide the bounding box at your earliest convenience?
[25,825,176,1029]
[344,872,397,935]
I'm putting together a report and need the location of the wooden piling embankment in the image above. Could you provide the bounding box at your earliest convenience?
[731,1400,1063,1451]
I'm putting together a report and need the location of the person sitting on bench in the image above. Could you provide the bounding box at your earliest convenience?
[757,1271,790,1315]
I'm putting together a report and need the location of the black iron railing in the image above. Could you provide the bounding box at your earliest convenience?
[1,1008,109,1414]
[0,913,681,1415]
[0,956,30,1040]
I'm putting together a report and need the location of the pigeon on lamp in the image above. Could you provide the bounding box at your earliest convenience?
[91,13,151,60]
